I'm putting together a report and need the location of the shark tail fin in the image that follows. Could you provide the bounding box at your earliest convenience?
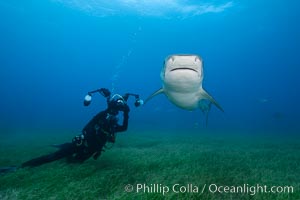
[144,88,164,104]
[205,102,212,127]
[198,100,212,128]
[200,89,224,112]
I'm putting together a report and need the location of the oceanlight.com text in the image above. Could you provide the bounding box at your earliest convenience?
[208,184,294,196]
[124,183,294,196]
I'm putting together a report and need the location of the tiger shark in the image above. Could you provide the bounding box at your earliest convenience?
[145,54,224,117]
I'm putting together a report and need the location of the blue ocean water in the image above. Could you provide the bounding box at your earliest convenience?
[0,0,299,133]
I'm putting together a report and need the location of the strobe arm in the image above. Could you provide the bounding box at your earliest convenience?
[84,88,111,106]
[83,88,143,107]
[87,88,111,98]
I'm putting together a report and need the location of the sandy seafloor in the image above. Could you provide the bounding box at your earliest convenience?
[0,128,299,200]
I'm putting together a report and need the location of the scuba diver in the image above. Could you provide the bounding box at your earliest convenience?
[19,88,143,168]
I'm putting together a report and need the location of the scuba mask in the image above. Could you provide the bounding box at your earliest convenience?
[108,94,126,113]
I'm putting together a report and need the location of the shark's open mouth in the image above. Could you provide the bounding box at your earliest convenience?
[170,67,198,73]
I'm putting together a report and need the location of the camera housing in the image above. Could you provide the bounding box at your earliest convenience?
[134,99,144,107]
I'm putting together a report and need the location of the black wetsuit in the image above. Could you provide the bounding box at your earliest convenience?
[21,109,128,168]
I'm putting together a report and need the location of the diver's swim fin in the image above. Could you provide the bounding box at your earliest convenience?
[50,143,71,149]
[0,166,18,175]
[51,144,64,148]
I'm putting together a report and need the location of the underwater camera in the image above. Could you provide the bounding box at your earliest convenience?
[83,88,143,108]
[134,98,144,107]
[122,93,144,107]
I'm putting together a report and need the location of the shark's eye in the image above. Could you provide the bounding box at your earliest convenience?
[195,56,202,63]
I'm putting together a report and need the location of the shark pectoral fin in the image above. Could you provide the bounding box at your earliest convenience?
[199,89,224,112]
[144,88,164,104]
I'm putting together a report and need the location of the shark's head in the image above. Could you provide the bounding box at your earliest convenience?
[161,54,204,85]
[146,54,223,114]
